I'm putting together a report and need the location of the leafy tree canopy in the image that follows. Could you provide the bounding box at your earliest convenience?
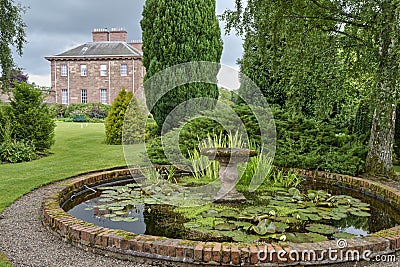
[223,0,400,176]
[0,0,26,91]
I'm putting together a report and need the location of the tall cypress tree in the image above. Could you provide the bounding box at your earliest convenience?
[141,0,223,133]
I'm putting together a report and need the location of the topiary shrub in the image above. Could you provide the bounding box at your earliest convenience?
[105,88,133,145]
[9,83,55,152]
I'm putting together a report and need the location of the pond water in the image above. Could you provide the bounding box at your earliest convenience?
[63,176,400,243]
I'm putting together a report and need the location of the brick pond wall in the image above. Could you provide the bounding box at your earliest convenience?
[41,168,400,266]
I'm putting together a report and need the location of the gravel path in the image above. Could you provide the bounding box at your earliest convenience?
[0,181,157,267]
[0,180,399,267]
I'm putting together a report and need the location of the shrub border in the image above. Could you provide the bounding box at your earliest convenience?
[41,168,400,266]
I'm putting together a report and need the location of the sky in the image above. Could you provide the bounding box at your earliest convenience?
[12,0,244,87]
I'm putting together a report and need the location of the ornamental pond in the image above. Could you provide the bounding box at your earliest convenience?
[63,174,400,244]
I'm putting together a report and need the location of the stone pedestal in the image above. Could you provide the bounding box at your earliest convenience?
[201,148,257,203]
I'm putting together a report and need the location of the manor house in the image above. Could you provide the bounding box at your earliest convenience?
[45,28,144,105]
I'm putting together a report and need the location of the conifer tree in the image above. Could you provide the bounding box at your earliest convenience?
[141,0,223,132]
[105,89,133,145]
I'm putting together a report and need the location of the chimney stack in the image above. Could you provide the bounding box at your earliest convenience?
[129,40,143,52]
[109,28,127,42]
[92,28,109,42]
[92,28,127,42]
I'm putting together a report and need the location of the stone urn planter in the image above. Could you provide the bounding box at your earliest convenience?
[201,148,257,202]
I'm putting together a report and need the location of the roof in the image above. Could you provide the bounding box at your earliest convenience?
[46,41,142,60]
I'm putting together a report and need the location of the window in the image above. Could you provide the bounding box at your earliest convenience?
[100,64,107,76]
[100,89,107,104]
[81,89,87,103]
[61,64,67,76]
[61,89,68,104]
[120,64,128,76]
[80,64,87,76]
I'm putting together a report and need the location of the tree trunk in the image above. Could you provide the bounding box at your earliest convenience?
[365,92,396,176]
[365,3,398,177]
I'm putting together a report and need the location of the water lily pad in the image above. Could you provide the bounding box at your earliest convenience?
[286,233,312,243]
[98,198,114,202]
[306,224,338,235]
[252,219,269,235]
[306,233,328,242]
[333,232,356,239]
[232,233,259,243]
[229,220,252,229]
[111,216,125,222]
[274,216,298,224]
[349,210,371,217]
[293,212,309,221]
[84,207,93,211]
[109,206,125,211]
[103,213,117,218]
[126,183,140,188]
[115,210,127,215]
[251,220,279,235]
[202,209,219,218]
[274,222,290,232]
[219,209,240,218]
[123,217,139,222]
[144,198,158,204]
[214,223,236,231]
[307,214,322,221]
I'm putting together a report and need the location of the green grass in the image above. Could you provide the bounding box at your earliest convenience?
[0,122,144,212]
[0,252,12,267]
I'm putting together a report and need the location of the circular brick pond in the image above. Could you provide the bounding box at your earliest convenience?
[41,167,400,266]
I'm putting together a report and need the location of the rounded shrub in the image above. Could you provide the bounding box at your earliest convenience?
[9,83,55,152]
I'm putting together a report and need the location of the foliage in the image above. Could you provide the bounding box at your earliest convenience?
[273,108,368,176]
[0,68,28,89]
[0,0,26,91]
[105,89,133,145]
[144,116,159,141]
[0,140,36,163]
[187,131,246,181]
[9,83,55,152]
[141,0,223,132]
[237,154,273,190]
[222,0,400,176]
[0,105,11,144]
[122,95,147,144]
[145,103,367,175]
[51,103,111,121]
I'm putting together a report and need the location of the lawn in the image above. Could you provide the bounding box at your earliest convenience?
[0,122,144,212]
[0,252,11,267]
[0,122,144,266]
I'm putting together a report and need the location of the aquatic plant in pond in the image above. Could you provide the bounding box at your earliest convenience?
[88,175,371,243]
[173,186,371,243]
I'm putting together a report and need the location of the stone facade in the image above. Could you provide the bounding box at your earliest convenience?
[45,28,145,105]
